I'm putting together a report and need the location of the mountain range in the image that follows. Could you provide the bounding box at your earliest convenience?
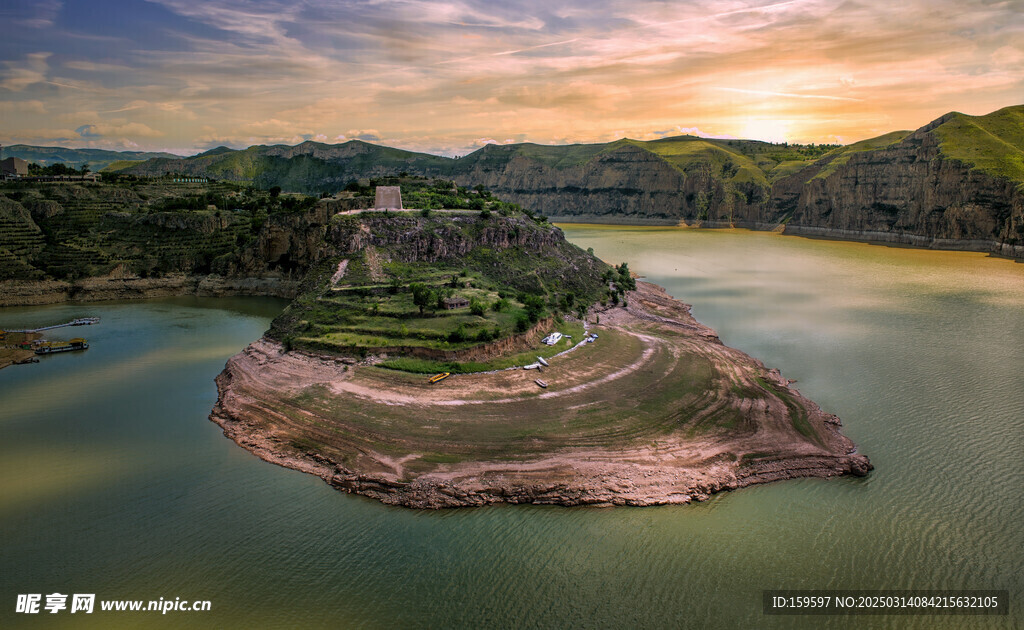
[10,105,1024,257]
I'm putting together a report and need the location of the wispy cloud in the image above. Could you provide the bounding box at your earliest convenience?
[1,52,51,91]
[0,0,1021,151]
[714,87,864,102]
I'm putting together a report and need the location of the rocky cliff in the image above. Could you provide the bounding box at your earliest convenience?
[772,109,1024,258]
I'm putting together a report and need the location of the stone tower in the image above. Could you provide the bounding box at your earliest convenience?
[374,186,402,210]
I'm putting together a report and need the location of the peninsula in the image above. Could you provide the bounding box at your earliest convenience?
[209,204,871,508]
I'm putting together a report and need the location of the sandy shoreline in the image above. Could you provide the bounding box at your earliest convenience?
[210,281,871,508]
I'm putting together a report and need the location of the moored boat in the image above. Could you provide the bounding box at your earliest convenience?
[35,338,89,355]
[428,372,450,384]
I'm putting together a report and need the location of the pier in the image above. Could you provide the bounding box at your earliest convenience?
[4,317,100,334]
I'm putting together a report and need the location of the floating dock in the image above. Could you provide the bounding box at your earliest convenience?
[6,317,100,334]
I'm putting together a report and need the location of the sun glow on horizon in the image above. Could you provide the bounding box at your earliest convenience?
[738,119,791,145]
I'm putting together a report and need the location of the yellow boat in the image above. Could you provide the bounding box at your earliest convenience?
[428,372,451,384]
[35,338,89,355]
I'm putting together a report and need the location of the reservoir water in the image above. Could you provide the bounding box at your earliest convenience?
[1,228,1021,628]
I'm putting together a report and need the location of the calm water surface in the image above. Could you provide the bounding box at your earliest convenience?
[1,228,1022,629]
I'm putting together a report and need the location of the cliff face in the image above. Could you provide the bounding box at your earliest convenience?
[451,144,690,223]
[329,213,567,262]
[772,115,1024,257]
[449,143,776,226]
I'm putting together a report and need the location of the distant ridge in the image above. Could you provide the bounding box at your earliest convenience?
[1,144,182,172]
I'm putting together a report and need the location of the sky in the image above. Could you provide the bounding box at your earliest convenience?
[0,0,1021,157]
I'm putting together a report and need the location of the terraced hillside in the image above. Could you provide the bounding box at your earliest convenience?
[0,179,322,282]
[268,210,614,370]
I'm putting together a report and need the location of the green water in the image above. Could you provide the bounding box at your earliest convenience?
[1,228,1022,629]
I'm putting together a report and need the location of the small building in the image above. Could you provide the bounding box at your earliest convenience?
[1,157,29,179]
[374,186,403,209]
[442,296,469,310]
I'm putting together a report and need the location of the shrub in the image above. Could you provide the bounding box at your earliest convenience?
[469,298,486,317]
[448,324,468,343]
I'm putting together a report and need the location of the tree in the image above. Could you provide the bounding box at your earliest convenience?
[410,283,433,315]
[616,262,636,291]
[269,185,282,198]
[522,294,545,323]
[435,288,453,311]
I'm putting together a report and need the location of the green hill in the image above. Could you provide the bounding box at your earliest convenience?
[931,105,1024,183]
[117,135,830,196]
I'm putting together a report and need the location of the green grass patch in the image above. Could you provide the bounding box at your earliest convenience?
[754,376,818,443]
[933,106,1024,184]
[378,320,585,373]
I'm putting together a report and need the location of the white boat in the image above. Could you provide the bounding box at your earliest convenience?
[534,379,548,388]
[523,363,541,370]
[537,356,549,366]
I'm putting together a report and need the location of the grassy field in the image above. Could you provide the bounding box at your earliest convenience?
[378,320,586,373]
